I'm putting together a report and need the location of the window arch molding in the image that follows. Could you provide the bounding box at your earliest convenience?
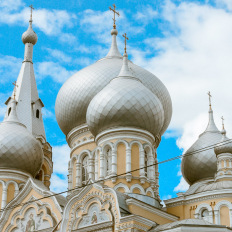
[214,200,232,226]
[114,183,130,193]
[195,203,213,223]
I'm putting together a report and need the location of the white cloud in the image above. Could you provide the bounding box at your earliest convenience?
[42,108,54,119]
[174,176,189,192]
[45,48,72,63]
[135,5,158,25]
[0,1,76,37]
[36,61,76,83]
[50,144,70,193]
[215,0,232,11]
[130,1,232,192]
[0,54,22,83]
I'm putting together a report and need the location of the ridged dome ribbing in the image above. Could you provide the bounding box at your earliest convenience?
[55,29,172,136]
[181,108,223,185]
[0,100,43,176]
[86,53,164,137]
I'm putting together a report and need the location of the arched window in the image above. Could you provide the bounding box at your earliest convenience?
[36,109,40,119]
[106,148,112,176]
[201,209,210,222]
[8,107,11,116]
[82,156,89,184]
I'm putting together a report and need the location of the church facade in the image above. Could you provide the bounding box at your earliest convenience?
[0,5,232,232]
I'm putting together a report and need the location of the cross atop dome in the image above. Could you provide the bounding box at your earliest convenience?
[208,91,212,110]
[109,4,120,29]
[29,5,34,22]
[12,81,18,100]
[122,33,129,53]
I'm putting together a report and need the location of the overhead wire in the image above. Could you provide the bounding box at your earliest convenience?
[0,136,231,213]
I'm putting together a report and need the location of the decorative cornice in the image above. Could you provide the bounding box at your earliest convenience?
[72,221,113,232]
[66,124,90,146]
[126,198,178,221]
[120,214,155,228]
[0,169,31,182]
[165,188,232,207]
[96,127,155,146]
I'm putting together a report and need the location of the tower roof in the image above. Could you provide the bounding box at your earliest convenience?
[4,7,46,139]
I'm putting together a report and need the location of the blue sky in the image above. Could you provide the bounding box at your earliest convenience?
[1,0,232,200]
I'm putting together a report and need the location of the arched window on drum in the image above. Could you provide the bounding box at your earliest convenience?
[82,156,89,185]
[105,148,112,176]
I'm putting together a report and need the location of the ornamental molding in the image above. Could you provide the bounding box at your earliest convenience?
[72,221,113,232]
[61,183,122,231]
[126,199,178,221]
[67,124,91,146]
[165,189,232,207]
[95,127,155,146]
[0,178,63,230]
[120,215,156,228]
[0,169,31,182]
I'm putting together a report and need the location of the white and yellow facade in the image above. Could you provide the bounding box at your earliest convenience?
[0,5,232,232]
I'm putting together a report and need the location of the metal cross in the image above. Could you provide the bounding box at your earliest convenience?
[109,4,120,29]
[122,33,129,53]
[12,81,18,100]
[221,116,225,129]
[207,91,212,109]
[29,5,34,21]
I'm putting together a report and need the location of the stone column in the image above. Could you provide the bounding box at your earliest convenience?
[99,152,105,180]
[1,188,7,209]
[89,158,94,180]
[140,148,146,184]
[111,148,117,183]
[68,165,73,190]
[214,210,219,224]
[95,155,98,181]
[76,162,81,187]
[126,148,132,182]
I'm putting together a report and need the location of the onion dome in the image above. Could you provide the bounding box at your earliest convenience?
[55,29,172,137]
[214,120,232,155]
[181,100,223,185]
[86,52,164,137]
[0,99,43,176]
[22,13,37,45]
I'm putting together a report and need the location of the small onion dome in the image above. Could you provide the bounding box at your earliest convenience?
[86,53,164,137]
[0,100,43,176]
[55,29,172,137]
[214,130,232,155]
[22,19,38,45]
[181,108,223,185]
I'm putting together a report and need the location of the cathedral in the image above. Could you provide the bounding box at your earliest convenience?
[0,4,232,232]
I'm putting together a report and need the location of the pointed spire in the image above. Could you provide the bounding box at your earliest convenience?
[4,9,46,139]
[204,92,219,133]
[106,4,122,58]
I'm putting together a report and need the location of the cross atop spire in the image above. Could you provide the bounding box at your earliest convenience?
[29,5,34,22]
[109,4,120,29]
[122,33,129,53]
[221,116,225,130]
[12,81,18,100]
[207,91,212,110]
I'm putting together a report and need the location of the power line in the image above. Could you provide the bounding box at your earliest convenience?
[0,137,231,213]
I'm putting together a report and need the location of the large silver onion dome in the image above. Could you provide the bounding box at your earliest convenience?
[86,53,164,137]
[55,29,172,136]
[0,100,43,176]
[181,107,223,185]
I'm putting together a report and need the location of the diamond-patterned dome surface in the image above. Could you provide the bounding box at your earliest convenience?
[181,131,223,185]
[55,58,172,136]
[22,23,38,45]
[86,77,164,137]
[0,121,43,176]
